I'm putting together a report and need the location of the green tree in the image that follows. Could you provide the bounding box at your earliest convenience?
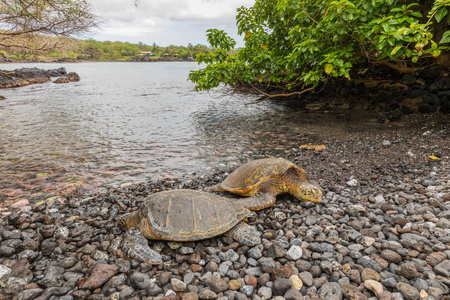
[0,0,98,52]
[189,0,450,101]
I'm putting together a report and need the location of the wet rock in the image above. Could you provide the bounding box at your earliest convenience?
[342,284,367,300]
[364,279,384,296]
[4,277,26,294]
[130,272,151,290]
[0,245,15,257]
[259,257,276,273]
[198,288,217,299]
[256,286,272,299]
[380,249,402,264]
[434,260,450,276]
[182,293,199,300]
[38,266,64,287]
[284,288,303,300]
[267,242,286,258]
[54,77,70,84]
[361,268,380,282]
[205,276,228,293]
[396,282,420,300]
[171,278,187,292]
[66,72,80,81]
[398,262,421,279]
[16,288,44,300]
[318,282,343,300]
[146,282,163,296]
[119,286,135,299]
[244,267,262,277]
[347,269,361,284]
[0,265,12,280]
[273,278,292,296]
[248,244,263,259]
[299,271,313,287]
[357,256,382,272]
[80,264,118,289]
[239,284,254,297]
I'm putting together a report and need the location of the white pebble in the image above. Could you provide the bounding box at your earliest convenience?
[286,245,303,261]
[347,179,359,187]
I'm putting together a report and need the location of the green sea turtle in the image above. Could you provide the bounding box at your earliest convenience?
[208,157,323,210]
[118,189,261,264]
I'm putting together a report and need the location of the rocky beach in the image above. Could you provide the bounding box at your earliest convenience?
[0,112,448,300]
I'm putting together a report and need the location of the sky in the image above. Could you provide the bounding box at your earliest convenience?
[88,0,255,47]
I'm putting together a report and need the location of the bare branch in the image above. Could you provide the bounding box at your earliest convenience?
[246,85,316,104]
[0,0,99,52]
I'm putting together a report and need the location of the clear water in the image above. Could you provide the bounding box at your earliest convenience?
[0,61,377,194]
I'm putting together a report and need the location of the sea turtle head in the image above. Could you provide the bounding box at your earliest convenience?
[293,181,323,203]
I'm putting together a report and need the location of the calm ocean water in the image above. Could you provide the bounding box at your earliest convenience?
[2,61,332,190]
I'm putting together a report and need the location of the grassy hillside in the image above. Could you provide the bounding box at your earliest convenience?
[0,36,213,61]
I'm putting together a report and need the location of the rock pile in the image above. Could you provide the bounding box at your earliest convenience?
[0,67,80,89]
[315,64,450,121]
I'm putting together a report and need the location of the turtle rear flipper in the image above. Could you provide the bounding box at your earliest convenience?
[122,230,162,264]
[225,222,261,246]
[235,192,276,211]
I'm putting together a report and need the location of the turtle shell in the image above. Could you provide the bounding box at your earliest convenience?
[221,157,307,195]
[141,189,249,241]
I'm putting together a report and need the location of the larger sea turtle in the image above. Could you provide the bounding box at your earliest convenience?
[208,157,323,210]
[118,189,261,264]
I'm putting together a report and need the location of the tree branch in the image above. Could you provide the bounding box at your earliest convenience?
[246,84,316,104]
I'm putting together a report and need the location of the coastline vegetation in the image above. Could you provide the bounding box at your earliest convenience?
[0,37,213,61]
[189,0,450,101]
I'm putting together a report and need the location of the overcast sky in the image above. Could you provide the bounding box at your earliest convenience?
[88,0,255,47]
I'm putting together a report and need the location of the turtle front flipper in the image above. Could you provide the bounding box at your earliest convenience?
[225,222,261,246]
[235,193,276,211]
[122,230,162,264]
[118,210,142,231]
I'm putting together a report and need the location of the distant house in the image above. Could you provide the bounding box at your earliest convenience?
[140,51,154,57]
[163,53,179,58]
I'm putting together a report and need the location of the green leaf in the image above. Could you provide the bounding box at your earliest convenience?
[440,31,450,44]
[390,45,402,55]
[435,8,448,23]
[324,64,333,74]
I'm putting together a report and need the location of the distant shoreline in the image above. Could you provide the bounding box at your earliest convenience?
[0,58,196,64]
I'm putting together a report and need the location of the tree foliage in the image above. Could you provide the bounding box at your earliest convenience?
[189,0,450,100]
[0,0,98,51]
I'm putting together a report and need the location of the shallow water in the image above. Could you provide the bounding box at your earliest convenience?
[0,62,381,202]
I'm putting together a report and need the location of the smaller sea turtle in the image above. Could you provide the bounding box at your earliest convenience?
[118,189,260,264]
[208,157,323,210]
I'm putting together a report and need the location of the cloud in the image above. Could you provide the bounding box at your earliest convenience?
[89,0,254,46]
